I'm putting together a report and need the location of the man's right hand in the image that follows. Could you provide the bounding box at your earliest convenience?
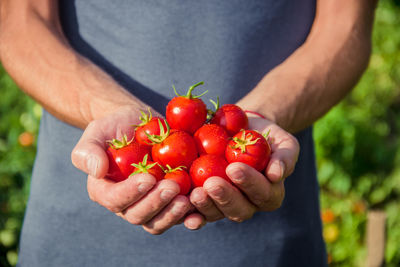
[71,107,203,234]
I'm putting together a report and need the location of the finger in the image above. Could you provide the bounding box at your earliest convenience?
[71,116,136,178]
[142,195,193,235]
[226,162,285,211]
[190,187,224,222]
[71,121,110,178]
[176,207,196,225]
[184,213,207,230]
[203,177,257,223]
[247,118,300,183]
[87,173,156,213]
[120,179,180,225]
[265,131,300,183]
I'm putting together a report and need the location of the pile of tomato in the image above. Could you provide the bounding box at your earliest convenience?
[106,82,271,195]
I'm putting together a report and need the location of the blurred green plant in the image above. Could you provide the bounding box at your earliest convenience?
[0,64,41,267]
[0,0,399,266]
[314,0,400,265]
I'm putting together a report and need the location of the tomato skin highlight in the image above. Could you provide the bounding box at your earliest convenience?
[190,154,230,187]
[152,130,198,169]
[135,118,167,146]
[225,130,271,172]
[106,141,151,182]
[194,124,229,156]
[210,104,249,136]
[164,169,192,195]
[166,97,207,134]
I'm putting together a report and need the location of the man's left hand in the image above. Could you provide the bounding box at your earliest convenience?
[186,117,300,223]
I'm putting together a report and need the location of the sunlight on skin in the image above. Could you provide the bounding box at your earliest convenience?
[184,117,300,228]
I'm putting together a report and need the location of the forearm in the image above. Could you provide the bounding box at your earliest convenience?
[237,0,377,133]
[0,0,148,129]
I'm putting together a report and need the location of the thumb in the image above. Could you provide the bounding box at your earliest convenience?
[71,121,109,178]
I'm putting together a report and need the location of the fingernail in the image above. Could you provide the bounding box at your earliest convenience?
[191,193,202,204]
[270,161,284,181]
[137,182,153,193]
[279,161,286,180]
[160,189,177,201]
[191,194,207,208]
[227,168,245,182]
[87,155,98,177]
[208,186,224,198]
[136,175,155,193]
[171,202,186,216]
[186,220,201,230]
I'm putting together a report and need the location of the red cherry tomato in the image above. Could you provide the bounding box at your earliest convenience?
[194,124,229,156]
[135,109,167,146]
[131,154,165,181]
[225,130,271,171]
[164,166,192,195]
[190,154,230,187]
[166,82,208,134]
[149,120,198,169]
[106,135,151,182]
[210,104,249,136]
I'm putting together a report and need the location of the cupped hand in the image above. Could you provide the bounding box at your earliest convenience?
[71,107,200,234]
[189,117,300,223]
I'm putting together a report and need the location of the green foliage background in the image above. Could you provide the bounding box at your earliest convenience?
[0,68,40,266]
[315,0,400,266]
[0,1,399,266]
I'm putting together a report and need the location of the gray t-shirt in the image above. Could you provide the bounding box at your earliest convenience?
[18,1,326,266]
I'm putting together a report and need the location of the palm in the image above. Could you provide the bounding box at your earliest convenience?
[71,107,198,235]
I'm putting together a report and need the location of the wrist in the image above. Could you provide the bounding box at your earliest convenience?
[244,110,265,119]
[74,57,155,126]
[236,59,313,132]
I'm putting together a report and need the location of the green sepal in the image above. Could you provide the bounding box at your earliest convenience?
[145,119,170,144]
[133,107,153,128]
[131,154,157,175]
[262,129,271,140]
[163,164,187,174]
[231,130,260,153]
[106,134,133,149]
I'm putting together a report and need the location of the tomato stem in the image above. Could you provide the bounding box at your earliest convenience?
[187,81,205,99]
[172,81,207,99]
[207,96,220,120]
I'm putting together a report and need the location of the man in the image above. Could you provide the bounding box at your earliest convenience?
[0,0,377,266]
